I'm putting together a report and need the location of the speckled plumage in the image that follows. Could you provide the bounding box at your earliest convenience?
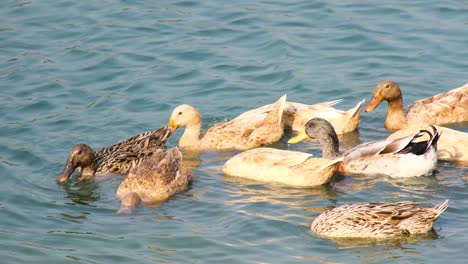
[311,200,448,239]
[57,126,173,182]
[116,147,193,213]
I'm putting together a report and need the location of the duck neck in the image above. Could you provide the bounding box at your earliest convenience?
[80,165,95,179]
[385,97,408,130]
[179,121,202,149]
[317,132,340,159]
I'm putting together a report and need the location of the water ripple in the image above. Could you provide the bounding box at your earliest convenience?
[1,0,467,263]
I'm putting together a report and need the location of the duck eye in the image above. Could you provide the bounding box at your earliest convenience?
[178,111,182,115]
[77,151,82,155]
[385,84,390,88]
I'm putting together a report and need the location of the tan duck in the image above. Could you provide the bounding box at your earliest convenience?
[311,200,448,239]
[365,80,468,130]
[223,147,343,187]
[116,147,193,214]
[167,95,286,151]
[116,147,193,213]
[57,126,173,182]
[288,118,440,178]
[284,99,365,134]
[387,125,468,161]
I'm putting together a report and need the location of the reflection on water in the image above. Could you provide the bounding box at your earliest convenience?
[329,232,439,250]
[342,234,440,264]
[223,176,338,224]
[60,180,101,206]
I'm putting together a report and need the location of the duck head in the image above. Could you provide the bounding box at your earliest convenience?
[288,118,340,159]
[365,80,402,112]
[288,118,337,143]
[167,104,202,131]
[57,144,95,182]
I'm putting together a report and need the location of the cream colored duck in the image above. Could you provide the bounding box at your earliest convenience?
[284,99,365,134]
[57,126,173,182]
[387,125,468,162]
[252,98,364,134]
[365,80,468,130]
[311,200,448,239]
[288,118,440,178]
[167,95,286,151]
[223,147,342,187]
[116,147,193,214]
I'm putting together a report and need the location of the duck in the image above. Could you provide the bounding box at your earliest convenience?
[167,95,286,151]
[222,147,343,187]
[56,126,173,182]
[365,80,468,130]
[116,147,193,214]
[387,125,468,162]
[288,118,440,178]
[311,200,448,239]
[283,99,365,134]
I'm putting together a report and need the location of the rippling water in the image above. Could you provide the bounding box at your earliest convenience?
[1,0,467,263]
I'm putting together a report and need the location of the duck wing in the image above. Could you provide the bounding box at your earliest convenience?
[94,126,173,174]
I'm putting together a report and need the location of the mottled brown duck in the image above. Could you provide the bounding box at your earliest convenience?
[57,126,173,182]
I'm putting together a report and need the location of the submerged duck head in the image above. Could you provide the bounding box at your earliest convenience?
[167,104,202,131]
[57,144,95,183]
[365,80,402,112]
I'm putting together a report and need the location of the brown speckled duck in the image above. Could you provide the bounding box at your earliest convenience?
[365,80,468,130]
[56,126,173,182]
[116,147,193,214]
[311,200,448,239]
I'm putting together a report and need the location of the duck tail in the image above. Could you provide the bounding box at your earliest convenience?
[347,99,366,120]
[318,157,344,171]
[434,199,449,218]
[274,94,287,127]
[396,125,441,155]
[426,125,441,152]
[340,98,365,133]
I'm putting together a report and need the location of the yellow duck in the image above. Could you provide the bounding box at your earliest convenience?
[288,118,440,178]
[57,126,173,182]
[116,147,193,214]
[387,125,468,162]
[222,147,342,187]
[365,80,468,130]
[167,95,286,151]
[251,98,365,134]
[283,99,365,134]
[311,200,448,239]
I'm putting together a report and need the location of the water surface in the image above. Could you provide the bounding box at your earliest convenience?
[1,0,467,263]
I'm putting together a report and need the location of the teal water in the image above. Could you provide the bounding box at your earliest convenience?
[1,0,467,263]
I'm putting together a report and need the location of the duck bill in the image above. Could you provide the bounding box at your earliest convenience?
[288,129,310,144]
[364,95,383,112]
[167,119,180,132]
[56,164,75,183]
